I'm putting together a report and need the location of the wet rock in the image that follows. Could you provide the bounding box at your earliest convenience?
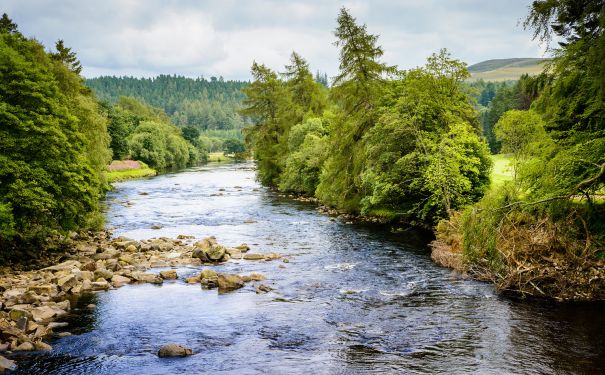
[194,237,215,251]
[57,275,77,292]
[130,272,163,284]
[151,224,163,230]
[160,270,178,280]
[217,274,244,293]
[242,272,266,282]
[243,253,264,261]
[157,343,193,357]
[34,341,52,351]
[9,308,32,322]
[0,355,16,371]
[111,275,131,287]
[199,268,218,288]
[236,243,250,252]
[243,220,257,224]
[91,279,110,291]
[94,269,114,280]
[185,276,199,284]
[48,322,69,329]
[206,245,226,262]
[15,341,35,352]
[177,235,195,240]
[282,258,290,263]
[56,332,72,337]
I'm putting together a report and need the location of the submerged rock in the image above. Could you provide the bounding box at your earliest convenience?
[157,343,193,357]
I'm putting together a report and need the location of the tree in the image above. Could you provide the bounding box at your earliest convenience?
[51,40,83,74]
[0,13,18,35]
[182,125,200,144]
[316,7,394,210]
[222,138,245,155]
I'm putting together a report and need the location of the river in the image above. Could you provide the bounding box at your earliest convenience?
[14,162,605,374]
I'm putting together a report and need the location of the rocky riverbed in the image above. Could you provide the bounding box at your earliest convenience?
[0,231,280,371]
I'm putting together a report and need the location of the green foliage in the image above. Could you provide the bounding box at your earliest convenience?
[86,75,249,132]
[128,120,190,170]
[0,19,109,249]
[222,138,245,155]
[279,118,329,195]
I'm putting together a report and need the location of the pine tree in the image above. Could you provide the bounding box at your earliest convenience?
[51,39,83,74]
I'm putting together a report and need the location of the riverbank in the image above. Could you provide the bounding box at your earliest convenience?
[106,160,156,182]
[0,230,282,371]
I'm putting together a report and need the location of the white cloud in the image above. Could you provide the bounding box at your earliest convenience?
[3,0,545,80]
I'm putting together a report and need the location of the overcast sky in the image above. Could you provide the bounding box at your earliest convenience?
[3,0,546,80]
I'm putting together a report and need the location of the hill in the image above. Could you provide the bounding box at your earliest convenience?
[86,75,249,131]
[467,58,550,82]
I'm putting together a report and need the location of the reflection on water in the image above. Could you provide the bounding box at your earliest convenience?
[14,162,605,374]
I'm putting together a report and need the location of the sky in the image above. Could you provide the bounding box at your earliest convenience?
[3,0,547,80]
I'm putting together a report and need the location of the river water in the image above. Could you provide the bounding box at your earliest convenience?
[15,162,605,374]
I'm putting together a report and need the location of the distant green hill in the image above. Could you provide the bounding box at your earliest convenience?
[467,58,550,82]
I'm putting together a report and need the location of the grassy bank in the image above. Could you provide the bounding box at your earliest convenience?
[106,160,156,182]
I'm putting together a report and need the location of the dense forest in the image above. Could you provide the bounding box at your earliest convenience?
[243,2,604,299]
[86,75,249,133]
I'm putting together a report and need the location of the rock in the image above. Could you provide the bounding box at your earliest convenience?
[27,285,56,295]
[15,317,28,331]
[130,272,163,284]
[43,260,81,272]
[15,341,35,351]
[282,258,290,263]
[111,275,131,287]
[194,237,215,251]
[236,243,250,252]
[34,341,52,351]
[185,276,199,284]
[80,271,94,281]
[242,272,266,282]
[57,274,77,291]
[22,290,40,304]
[48,322,69,329]
[151,224,163,230]
[192,248,208,262]
[157,343,193,357]
[0,355,16,371]
[9,308,32,322]
[56,332,72,337]
[3,288,26,299]
[94,269,114,280]
[31,306,56,322]
[206,245,226,262]
[91,279,110,291]
[217,274,245,293]
[255,284,273,293]
[0,343,9,352]
[243,253,265,261]
[26,321,39,333]
[160,270,178,280]
[244,220,257,224]
[125,244,137,253]
[81,262,96,271]
[177,235,195,240]
[199,268,218,288]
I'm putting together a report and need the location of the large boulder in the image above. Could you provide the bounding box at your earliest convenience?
[130,272,163,285]
[43,260,81,272]
[111,275,131,287]
[217,274,244,293]
[94,269,114,280]
[9,308,32,322]
[157,343,193,357]
[206,245,226,262]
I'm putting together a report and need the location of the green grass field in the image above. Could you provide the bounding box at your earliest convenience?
[467,58,549,82]
[106,160,156,182]
[490,154,513,187]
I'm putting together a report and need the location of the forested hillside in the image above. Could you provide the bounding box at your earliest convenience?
[86,75,249,132]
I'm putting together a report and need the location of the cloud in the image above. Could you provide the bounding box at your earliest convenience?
[3,0,544,80]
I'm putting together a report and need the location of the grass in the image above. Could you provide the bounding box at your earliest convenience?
[106,160,156,182]
[490,154,513,188]
[467,58,549,82]
[207,152,233,162]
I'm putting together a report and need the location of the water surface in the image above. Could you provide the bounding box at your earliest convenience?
[15,162,605,374]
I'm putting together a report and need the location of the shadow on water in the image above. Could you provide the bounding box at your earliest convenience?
[13,162,605,374]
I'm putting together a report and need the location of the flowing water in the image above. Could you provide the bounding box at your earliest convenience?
[14,162,605,374]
